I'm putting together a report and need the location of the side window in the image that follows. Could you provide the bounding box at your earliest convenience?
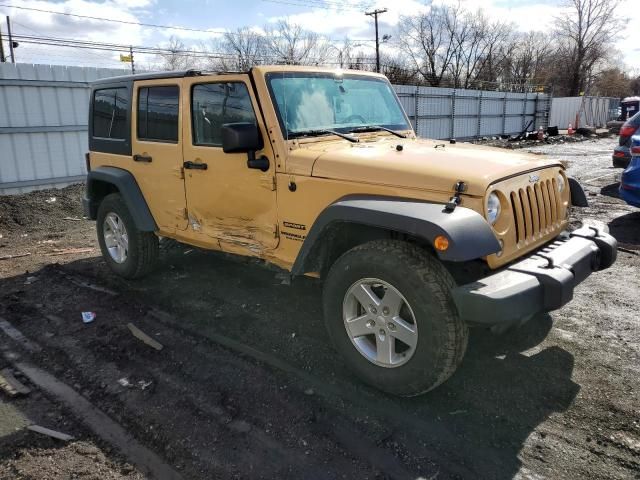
[137,86,180,142]
[191,82,257,146]
[93,88,127,140]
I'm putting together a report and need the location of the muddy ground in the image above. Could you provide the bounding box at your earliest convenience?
[0,137,638,479]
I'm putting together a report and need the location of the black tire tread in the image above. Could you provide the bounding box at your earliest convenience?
[97,193,158,279]
[325,239,468,396]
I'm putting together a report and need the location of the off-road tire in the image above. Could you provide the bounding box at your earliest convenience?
[96,193,158,279]
[323,240,468,396]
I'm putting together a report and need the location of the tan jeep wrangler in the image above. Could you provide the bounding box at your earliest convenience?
[84,66,617,396]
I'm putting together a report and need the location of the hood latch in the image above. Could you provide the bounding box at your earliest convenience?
[445,181,467,212]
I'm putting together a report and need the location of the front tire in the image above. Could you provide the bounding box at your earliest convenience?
[322,240,468,396]
[96,193,158,279]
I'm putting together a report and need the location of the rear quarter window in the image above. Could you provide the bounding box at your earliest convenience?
[93,88,128,139]
[629,111,640,126]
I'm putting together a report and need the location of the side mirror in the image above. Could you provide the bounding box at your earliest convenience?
[221,122,270,172]
[221,122,263,153]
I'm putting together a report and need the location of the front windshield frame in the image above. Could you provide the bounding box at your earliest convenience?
[265,71,412,140]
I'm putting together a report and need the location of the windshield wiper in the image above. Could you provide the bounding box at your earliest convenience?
[348,125,407,138]
[288,129,359,143]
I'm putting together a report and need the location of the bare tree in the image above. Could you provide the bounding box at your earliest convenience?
[397,4,461,86]
[264,19,329,65]
[504,32,553,86]
[156,36,201,71]
[217,28,268,71]
[554,0,625,96]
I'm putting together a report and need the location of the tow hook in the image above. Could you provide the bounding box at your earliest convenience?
[445,181,467,212]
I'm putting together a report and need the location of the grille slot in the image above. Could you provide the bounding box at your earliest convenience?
[509,178,562,246]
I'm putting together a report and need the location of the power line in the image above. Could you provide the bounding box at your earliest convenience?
[10,33,379,65]
[0,3,376,42]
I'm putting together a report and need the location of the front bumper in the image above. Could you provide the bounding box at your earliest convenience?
[452,225,617,326]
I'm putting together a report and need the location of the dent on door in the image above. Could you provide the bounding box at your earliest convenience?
[181,77,279,254]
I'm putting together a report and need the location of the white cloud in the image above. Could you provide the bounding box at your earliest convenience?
[3,0,638,70]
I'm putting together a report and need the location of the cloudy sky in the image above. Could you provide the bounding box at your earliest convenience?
[0,0,637,70]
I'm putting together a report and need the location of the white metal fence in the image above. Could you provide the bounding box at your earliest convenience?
[549,96,619,130]
[395,85,551,140]
[0,63,128,194]
[0,63,553,195]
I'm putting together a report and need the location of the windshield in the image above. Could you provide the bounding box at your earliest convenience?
[266,72,411,139]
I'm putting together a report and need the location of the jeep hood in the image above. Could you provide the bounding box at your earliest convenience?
[305,138,560,197]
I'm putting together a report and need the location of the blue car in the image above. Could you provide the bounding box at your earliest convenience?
[620,134,640,207]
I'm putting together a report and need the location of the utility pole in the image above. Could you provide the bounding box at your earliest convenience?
[129,45,135,74]
[365,8,387,73]
[0,23,5,63]
[6,16,15,63]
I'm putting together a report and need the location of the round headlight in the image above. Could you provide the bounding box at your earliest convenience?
[487,192,501,225]
[557,174,566,193]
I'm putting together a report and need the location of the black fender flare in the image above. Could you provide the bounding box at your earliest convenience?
[291,196,501,275]
[568,177,588,207]
[84,167,157,231]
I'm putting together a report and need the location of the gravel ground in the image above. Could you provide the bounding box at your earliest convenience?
[0,137,638,479]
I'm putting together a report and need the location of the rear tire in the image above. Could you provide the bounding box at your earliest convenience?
[96,193,158,279]
[322,240,468,396]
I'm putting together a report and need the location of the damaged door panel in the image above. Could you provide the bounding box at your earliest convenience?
[181,75,279,251]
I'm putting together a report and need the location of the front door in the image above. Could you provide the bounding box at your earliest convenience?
[182,75,279,253]
[131,79,187,232]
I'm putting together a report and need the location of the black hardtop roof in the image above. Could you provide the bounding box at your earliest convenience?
[91,69,248,86]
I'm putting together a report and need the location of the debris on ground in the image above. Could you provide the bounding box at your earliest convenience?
[0,368,31,396]
[0,252,31,261]
[27,425,74,441]
[81,312,96,324]
[117,378,132,388]
[127,323,164,351]
[45,197,57,204]
[471,132,611,150]
[47,247,94,256]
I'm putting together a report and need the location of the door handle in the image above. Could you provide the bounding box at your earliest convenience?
[183,160,208,170]
[133,154,153,163]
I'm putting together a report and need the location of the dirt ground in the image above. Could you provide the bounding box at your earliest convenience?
[0,137,638,479]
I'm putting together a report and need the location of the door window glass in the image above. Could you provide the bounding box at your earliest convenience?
[93,88,127,139]
[138,86,180,142]
[191,82,257,146]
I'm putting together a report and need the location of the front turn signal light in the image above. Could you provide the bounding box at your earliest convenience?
[434,235,449,251]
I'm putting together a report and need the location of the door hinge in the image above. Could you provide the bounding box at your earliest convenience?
[271,175,277,191]
[179,167,185,179]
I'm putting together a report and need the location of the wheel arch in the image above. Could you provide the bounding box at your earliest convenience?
[291,195,501,277]
[84,166,157,232]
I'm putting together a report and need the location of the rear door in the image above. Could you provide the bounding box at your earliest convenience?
[181,75,279,252]
[131,79,188,232]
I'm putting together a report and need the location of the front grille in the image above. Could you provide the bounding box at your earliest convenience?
[509,178,562,245]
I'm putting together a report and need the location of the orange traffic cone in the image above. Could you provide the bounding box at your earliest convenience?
[568,123,574,135]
